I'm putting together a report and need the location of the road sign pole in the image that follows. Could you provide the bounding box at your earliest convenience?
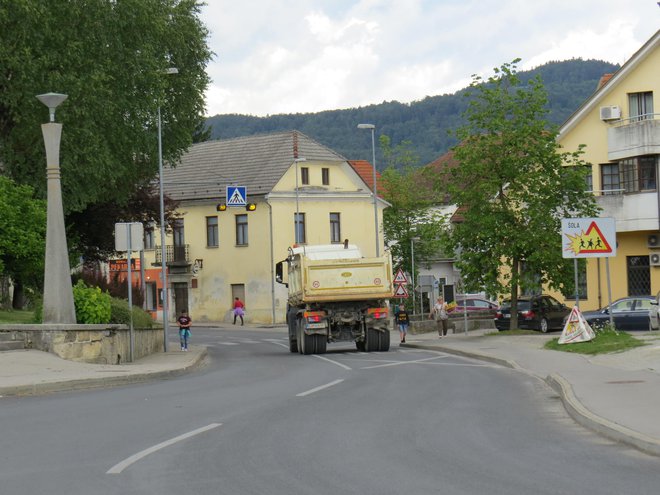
[606,257,614,327]
[574,258,579,309]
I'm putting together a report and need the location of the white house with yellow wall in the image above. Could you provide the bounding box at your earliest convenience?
[141,131,386,324]
[557,29,660,310]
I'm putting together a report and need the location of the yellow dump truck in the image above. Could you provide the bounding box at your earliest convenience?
[275,243,394,354]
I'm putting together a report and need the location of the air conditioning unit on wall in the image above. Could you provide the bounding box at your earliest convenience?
[600,106,622,121]
[650,253,660,267]
[648,234,660,249]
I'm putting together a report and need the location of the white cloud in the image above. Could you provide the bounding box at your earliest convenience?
[201,0,660,116]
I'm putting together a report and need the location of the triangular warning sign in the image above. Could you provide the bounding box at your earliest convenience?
[393,283,409,298]
[558,306,596,344]
[393,268,408,284]
[566,221,613,256]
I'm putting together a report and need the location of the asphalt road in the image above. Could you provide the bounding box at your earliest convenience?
[1,327,659,494]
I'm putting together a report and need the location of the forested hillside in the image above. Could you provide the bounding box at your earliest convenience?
[206,59,619,166]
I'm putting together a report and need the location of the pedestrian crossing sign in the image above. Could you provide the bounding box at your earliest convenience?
[226,186,247,207]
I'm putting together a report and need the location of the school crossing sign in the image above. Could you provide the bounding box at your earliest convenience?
[561,217,616,259]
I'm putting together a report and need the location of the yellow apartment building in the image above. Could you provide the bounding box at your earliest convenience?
[141,131,386,324]
[557,29,660,309]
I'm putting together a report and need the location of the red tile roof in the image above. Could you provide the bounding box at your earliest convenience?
[347,160,381,192]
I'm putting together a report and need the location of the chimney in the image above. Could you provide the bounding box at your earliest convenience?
[292,130,299,159]
[597,73,613,90]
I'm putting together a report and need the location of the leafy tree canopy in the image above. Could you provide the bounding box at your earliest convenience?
[445,60,599,328]
[380,135,447,309]
[0,176,46,290]
[0,0,211,259]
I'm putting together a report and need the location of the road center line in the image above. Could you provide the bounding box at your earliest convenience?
[106,423,222,474]
[312,354,352,370]
[296,379,345,397]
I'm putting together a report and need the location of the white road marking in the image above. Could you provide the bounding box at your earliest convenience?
[296,379,345,397]
[312,355,352,370]
[217,342,240,346]
[106,423,222,474]
[361,355,446,369]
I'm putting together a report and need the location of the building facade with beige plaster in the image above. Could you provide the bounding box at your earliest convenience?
[140,131,386,324]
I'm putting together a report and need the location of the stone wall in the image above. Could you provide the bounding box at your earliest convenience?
[409,315,496,335]
[0,324,164,364]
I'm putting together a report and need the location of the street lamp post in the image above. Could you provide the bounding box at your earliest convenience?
[411,236,420,316]
[158,67,178,352]
[37,93,76,324]
[293,157,306,244]
[357,123,379,257]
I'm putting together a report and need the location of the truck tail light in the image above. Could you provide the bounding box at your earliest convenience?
[367,307,389,319]
[304,311,326,323]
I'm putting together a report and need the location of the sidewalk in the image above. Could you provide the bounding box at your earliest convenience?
[403,329,660,456]
[0,346,207,397]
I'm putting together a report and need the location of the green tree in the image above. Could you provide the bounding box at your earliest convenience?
[0,0,211,259]
[446,60,599,329]
[380,136,447,311]
[0,177,46,308]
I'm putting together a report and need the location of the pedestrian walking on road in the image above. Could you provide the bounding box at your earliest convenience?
[177,310,192,351]
[396,304,410,343]
[233,297,245,325]
[430,296,450,337]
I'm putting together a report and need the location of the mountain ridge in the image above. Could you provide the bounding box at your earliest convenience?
[205,59,619,166]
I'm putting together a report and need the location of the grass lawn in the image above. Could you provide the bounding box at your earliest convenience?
[0,309,35,324]
[485,329,539,336]
[544,328,646,355]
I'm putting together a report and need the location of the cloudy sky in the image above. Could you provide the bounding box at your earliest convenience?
[201,0,659,117]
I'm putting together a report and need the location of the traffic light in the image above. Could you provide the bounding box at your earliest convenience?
[245,203,257,211]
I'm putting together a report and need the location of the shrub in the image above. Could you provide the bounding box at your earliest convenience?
[73,280,112,324]
[109,297,154,328]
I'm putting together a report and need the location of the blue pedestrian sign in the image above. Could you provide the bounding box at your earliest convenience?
[226,186,247,207]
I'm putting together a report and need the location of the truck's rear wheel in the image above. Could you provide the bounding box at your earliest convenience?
[298,319,315,355]
[379,329,390,352]
[312,334,327,354]
[289,335,298,353]
[365,327,380,352]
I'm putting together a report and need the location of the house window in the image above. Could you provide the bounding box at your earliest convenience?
[582,165,593,192]
[600,163,621,195]
[330,212,341,243]
[620,157,657,193]
[173,219,186,262]
[144,225,155,250]
[206,216,218,247]
[627,256,650,295]
[294,212,306,244]
[629,91,653,122]
[236,214,248,246]
[301,167,309,185]
[322,167,330,185]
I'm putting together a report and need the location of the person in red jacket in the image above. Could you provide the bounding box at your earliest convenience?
[233,297,245,325]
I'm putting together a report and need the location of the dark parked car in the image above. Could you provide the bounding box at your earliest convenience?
[581,296,657,331]
[495,294,571,332]
[453,296,499,316]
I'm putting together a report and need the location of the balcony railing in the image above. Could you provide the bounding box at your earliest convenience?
[155,244,190,264]
[607,115,660,161]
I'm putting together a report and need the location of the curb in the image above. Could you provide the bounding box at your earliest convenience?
[546,373,660,457]
[0,348,209,397]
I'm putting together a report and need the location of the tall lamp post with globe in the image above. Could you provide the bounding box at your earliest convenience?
[37,93,76,324]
